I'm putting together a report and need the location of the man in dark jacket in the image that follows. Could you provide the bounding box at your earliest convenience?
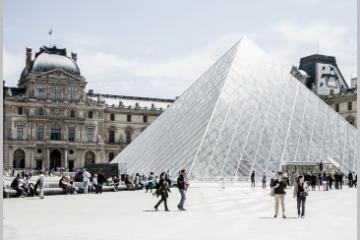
[348,171,353,188]
[177,169,188,211]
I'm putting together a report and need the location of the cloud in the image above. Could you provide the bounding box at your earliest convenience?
[247,21,356,83]
[77,36,241,98]
[3,21,356,98]
[3,48,23,85]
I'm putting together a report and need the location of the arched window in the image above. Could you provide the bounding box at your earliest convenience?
[18,107,23,115]
[39,108,44,116]
[85,151,96,165]
[88,111,93,118]
[13,149,25,168]
[109,152,115,162]
[51,123,61,140]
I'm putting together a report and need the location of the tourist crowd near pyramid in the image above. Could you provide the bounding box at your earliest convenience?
[111,37,357,180]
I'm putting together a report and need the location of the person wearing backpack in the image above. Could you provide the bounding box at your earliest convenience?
[293,175,309,218]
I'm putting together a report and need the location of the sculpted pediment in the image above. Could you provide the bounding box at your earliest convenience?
[34,69,86,84]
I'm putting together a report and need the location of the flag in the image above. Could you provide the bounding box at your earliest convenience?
[48,28,52,35]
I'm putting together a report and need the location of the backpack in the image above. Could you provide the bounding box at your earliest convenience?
[11,178,18,189]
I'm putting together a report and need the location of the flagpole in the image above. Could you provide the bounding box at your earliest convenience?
[48,27,53,47]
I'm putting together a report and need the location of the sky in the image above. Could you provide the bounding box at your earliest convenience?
[3,0,357,99]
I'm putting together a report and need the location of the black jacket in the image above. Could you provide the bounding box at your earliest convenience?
[270,180,287,194]
[156,180,170,198]
[177,175,186,190]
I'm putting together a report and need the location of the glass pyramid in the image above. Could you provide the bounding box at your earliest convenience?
[111,37,357,180]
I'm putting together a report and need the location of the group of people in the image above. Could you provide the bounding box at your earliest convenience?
[153,169,188,211]
[9,172,45,199]
[59,175,76,194]
[254,170,358,191]
[267,169,357,219]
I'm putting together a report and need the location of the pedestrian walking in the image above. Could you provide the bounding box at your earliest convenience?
[177,169,188,211]
[270,173,287,218]
[154,172,171,211]
[146,172,154,193]
[36,171,45,199]
[82,169,91,193]
[353,172,357,188]
[262,173,266,189]
[348,171,353,188]
[250,171,256,188]
[293,175,309,218]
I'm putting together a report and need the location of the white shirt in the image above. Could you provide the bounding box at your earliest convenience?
[83,171,91,182]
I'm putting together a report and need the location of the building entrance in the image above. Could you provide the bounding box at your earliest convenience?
[50,150,62,170]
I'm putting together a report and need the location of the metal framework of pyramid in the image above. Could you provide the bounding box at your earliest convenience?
[112,37,357,180]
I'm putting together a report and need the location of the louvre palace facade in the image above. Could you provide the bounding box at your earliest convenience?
[3,46,174,171]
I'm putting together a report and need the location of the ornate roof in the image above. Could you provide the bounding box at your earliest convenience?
[21,46,81,79]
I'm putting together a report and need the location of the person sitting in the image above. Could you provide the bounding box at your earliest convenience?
[67,176,76,194]
[23,174,36,196]
[59,176,67,193]
[124,175,135,190]
[113,176,120,192]
[11,174,25,197]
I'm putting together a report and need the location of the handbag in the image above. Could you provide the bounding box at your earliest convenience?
[299,191,308,197]
[270,188,275,197]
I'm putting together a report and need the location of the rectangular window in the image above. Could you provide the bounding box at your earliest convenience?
[127,114,131,122]
[69,127,75,142]
[335,104,339,112]
[86,127,94,142]
[50,126,61,140]
[37,126,44,140]
[69,88,76,102]
[37,86,45,100]
[348,102,352,111]
[143,115,148,123]
[16,125,24,140]
[109,130,115,143]
[110,114,115,121]
[52,87,60,101]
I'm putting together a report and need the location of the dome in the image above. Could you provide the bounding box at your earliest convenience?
[20,46,81,79]
[32,52,80,75]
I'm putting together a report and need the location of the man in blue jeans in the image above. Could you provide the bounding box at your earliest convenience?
[177,169,188,211]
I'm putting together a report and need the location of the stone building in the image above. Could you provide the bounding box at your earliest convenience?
[3,45,174,171]
[291,54,357,128]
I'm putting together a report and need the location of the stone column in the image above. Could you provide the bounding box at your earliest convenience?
[8,147,13,169]
[64,149,68,170]
[46,148,50,171]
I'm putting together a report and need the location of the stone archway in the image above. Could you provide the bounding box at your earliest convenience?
[13,149,25,169]
[50,149,62,170]
[85,151,96,165]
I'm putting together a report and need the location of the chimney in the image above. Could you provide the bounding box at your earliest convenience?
[26,47,32,68]
[71,52,78,62]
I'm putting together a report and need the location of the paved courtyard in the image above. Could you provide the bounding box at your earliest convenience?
[3,182,357,240]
